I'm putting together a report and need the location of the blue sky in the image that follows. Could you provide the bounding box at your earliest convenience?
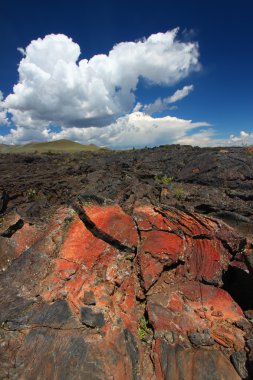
[0,0,252,147]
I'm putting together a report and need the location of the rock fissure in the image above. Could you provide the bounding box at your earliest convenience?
[0,218,24,238]
[222,265,253,311]
[72,201,137,253]
[193,234,212,240]
[218,237,240,257]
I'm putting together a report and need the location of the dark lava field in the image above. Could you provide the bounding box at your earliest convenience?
[1,144,253,238]
[1,144,253,380]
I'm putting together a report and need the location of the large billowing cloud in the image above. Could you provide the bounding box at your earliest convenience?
[1,30,215,146]
[0,111,8,126]
[3,30,200,127]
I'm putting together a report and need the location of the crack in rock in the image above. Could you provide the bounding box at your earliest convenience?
[0,219,24,238]
[72,201,136,253]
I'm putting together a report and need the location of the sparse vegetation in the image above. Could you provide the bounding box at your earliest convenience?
[155,174,186,200]
[173,185,186,201]
[138,316,150,341]
[26,188,37,201]
[154,175,174,186]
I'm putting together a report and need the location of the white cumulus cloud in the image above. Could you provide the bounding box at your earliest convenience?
[174,129,253,147]
[0,112,8,126]
[175,129,221,147]
[0,90,9,126]
[2,30,200,131]
[0,112,211,147]
[47,112,210,149]
[228,131,253,145]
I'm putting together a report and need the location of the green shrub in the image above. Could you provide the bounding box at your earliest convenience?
[154,175,174,186]
[173,185,185,200]
[138,316,150,341]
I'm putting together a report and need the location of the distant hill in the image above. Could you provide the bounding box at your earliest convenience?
[0,140,107,153]
[0,144,13,153]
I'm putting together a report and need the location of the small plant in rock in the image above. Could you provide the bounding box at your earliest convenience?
[26,188,37,201]
[154,175,174,187]
[161,175,174,186]
[138,316,151,341]
[173,185,185,201]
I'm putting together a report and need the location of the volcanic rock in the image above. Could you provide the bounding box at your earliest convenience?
[0,197,252,379]
[1,145,253,237]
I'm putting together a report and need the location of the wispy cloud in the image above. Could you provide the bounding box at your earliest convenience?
[142,85,194,115]
[168,85,194,103]
[17,47,26,56]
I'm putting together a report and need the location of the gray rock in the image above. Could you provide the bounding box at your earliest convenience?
[80,306,105,328]
[83,290,96,305]
[231,351,248,379]
[188,330,215,347]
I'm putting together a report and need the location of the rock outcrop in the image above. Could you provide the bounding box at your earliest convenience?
[1,196,252,379]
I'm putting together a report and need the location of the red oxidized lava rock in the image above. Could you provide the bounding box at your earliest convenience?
[84,203,139,249]
[134,205,232,290]
[0,210,44,271]
[0,199,252,379]
[147,279,245,350]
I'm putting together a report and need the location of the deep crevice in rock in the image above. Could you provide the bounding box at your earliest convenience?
[163,260,185,272]
[72,201,136,253]
[194,204,217,214]
[0,219,24,238]
[133,218,142,248]
[192,234,212,240]
[222,265,253,311]
[218,237,240,256]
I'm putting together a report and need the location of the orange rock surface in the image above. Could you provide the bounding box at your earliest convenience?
[0,200,251,380]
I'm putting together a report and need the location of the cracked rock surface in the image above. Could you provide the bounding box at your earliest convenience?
[1,195,253,379]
